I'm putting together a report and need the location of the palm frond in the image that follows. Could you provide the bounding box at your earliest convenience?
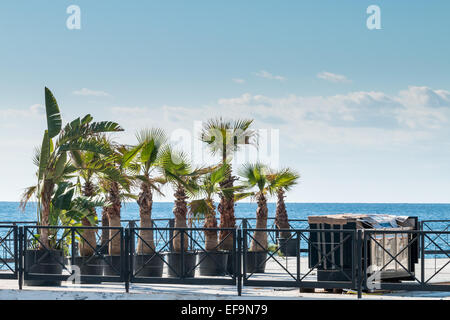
[237,162,271,193]
[200,117,258,161]
[59,138,114,156]
[44,87,62,139]
[267,167,300,194]
[20,185,37,212]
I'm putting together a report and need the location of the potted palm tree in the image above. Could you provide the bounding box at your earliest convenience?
[269,168,300,257]
[20,87,123,286]
[200,118,257,273]
[100,145,134,276]
[124,128,167,277]
[237,163,274,273]
[159,147,206,278]
[69,144,123,283]
[189,164,231,276]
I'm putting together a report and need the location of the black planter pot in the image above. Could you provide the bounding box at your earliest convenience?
[226,252,235,275]
[197,251,229,276]
[277,237,298,257]
[102,255,123,277]
[72,256,104,284]
[24,249,64,286]
[165,252,197,278]
[245,251,267,273]
[133,254,164,278]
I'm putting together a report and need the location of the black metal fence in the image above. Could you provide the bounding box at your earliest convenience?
[0,225,18,280]
[362,229,450,292]
[21,225,127,288]
[129,227,238,288]
[0,221,448,298]
[242,228,358,291]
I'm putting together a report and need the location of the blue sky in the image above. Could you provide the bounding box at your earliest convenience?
[1,1,450,203]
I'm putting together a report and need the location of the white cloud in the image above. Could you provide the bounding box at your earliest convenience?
[108,86,450,151]
[317,71,351,83]
[397,86,450,108]
[254,70,286,81]
[73,88,110,97]
[0,104,44,119]
[232,78,245,84]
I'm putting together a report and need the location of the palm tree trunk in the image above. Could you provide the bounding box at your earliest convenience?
[79,181,97,256]
[172,184,188,252]
[137,182,155,254]
[218,170,236,251]
[204,201,218,252]
[275,190,291,239]
[250,193,268,251]
[101,207,109,251]
[39,180,54,249]
[107,181,122,255]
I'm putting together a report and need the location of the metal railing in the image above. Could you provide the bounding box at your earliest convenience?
[242,228,358,291]
[128,227,238,290]
[362,229,450,292]
[0,225,18,279]
[421,220,450,255]
[21,225,127,288]
[0,220,447,298]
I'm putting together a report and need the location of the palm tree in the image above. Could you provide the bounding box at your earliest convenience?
[123,128,167,254]
[268,168,300,239]
[189,164,230,251]
[237,163,273,252]
[70,142,123,256]
[20,88,123,249]
[200,118,257,250]
[158,147,207,252]
[97,143,134,256]
[71,150,100,256]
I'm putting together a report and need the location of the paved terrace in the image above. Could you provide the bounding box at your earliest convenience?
[0,257,449,300]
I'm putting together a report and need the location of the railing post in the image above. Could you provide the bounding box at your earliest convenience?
[18,226,23,290]
[71,228,76,270]
[357,229,363,299]
[129,225,135,282]
[242,227,247,282]
[124,228,130,293]
[296,230,300,283]
[180,229,185,278]
[421,231,425,285]
[237,229,242,296]
[169,219,175,252]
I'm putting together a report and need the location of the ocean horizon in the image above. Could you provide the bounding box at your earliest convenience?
[1,201,449,223]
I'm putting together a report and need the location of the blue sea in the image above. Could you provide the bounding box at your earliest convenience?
[1,202,449,224]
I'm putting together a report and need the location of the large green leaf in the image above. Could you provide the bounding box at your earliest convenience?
[122,143,143,168]
[45,87,62,138]
[52,182,75,211]
[38,130,51,180]
[141,140,155,165]
[59,138,113,156]
[53,152,67,180]
[210,164,228,185]
[89,121,123,133]
[57,119,122,147]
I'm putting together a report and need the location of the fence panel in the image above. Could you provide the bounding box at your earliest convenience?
[362,229,450,292]
[0,225,18,279]
[22,225,126,285]
[242,228,357,290]
[129,227,238,291]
